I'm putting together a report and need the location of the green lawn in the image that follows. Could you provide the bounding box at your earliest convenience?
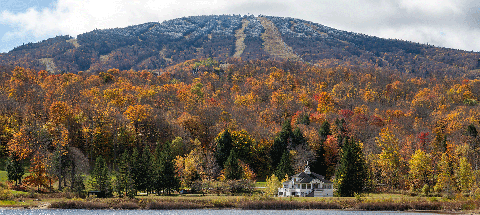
[0,171,7,182]
[255,182,266,188]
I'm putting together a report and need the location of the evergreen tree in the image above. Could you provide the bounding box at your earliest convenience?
[116,150,135,198]
[6,153,24,186]
[275,151,294,179]
[139,147,153,194]
[319,121,331,143]
[130,147,152,194]
[154,142,180,195]
[92,156,112,197]
[467,124,478,138]
[131,148,141,194]
[310,141,327,176]
[224,150,243,180]
[292,127,306,148]
[335,138,367,197]
[271,119,293,168]
[215,130,233,169]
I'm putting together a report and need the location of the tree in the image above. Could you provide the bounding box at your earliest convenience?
[466,124,477,138]
[334,138,367,197]
[271,119,293,168]
[91,156,112,197]
[215,130,233,169]
[115,151,135,198]
[408,150,433,191]
[310,140,327,176]
[292,127,306,148]
[318,121,331,143]
[224,150,243,180]
[264,174,281,196]
[140,147,153,194]
[275,151,294,179]
[376,127,404,189]
[24,152,51,191]
[434,153,456,194]
[131,147,151,194]
[154,142,179,195]
[456,157,474,194]
[6,153,24,186]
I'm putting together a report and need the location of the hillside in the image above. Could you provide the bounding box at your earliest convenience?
[0,15,479,77]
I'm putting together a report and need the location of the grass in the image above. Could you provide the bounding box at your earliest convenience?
[0,171,7,182]
[0,189,476,212]
[255,182,267,187]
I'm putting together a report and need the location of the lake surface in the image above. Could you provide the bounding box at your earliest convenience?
[0,209,440,215]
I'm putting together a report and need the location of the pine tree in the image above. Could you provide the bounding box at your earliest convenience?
[92,156,111,197]
[467,124,478,138]
[116,150,135,198]
[319,121,331,143]
[139,147,153,194]
[154,142,179,195]
[275,151,294,179]
[311,141,327,176]
[224,150,243,180]
[130,148,141,194]
[271,119,293,168]
[292,127,306,148]
[215,130,233,169]
[335,138,367,197]
[6,153,24,186]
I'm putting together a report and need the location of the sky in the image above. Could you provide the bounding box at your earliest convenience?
[1,0,480,53]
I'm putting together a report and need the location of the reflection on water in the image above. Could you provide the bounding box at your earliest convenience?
[0,209,439,215]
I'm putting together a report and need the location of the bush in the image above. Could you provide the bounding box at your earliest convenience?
[0,187,13,200]
[191,179,254,195]
[146,201,202,209]
[49,200,109,209]
[113,202,139,209]
[238,200,342,210]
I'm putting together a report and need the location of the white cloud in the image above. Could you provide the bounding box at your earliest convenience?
[1,0,480,51]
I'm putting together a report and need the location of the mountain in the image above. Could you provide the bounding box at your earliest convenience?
[0,15,479,76]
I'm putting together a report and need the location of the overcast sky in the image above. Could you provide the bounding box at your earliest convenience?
[1,0,480,53]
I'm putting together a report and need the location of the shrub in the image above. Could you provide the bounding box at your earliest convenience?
[49,200,109,209]
[146,201,202,209]
[113,202,139,209]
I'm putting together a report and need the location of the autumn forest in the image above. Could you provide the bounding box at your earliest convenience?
[0,55,479,198]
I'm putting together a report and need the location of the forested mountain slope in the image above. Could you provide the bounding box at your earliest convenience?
[0,15,479,77]
[2,59,480,189]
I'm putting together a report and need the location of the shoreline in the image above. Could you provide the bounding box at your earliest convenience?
[0,193,478,213]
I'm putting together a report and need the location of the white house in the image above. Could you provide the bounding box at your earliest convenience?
[277,164,334,197]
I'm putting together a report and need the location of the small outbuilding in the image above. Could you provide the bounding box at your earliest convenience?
[277,164,333,197]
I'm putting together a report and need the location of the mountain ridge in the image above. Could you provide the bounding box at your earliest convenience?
[0,14,479,77]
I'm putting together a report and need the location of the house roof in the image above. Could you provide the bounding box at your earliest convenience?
[293,169,332,184]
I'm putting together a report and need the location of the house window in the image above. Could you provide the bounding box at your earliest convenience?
[278,192,283,196]
[302,184,306,189]
[307,184,311,189]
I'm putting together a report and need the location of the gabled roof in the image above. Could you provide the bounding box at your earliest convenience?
[292,167,332,184]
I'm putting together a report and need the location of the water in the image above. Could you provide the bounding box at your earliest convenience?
[0,209,439,215]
